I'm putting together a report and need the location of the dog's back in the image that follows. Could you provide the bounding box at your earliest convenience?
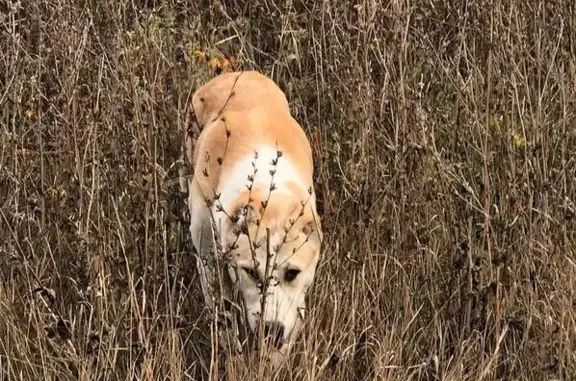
[192,70,290,128]
[190,71,315,211]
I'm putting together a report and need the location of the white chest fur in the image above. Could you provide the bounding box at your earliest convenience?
[213,146,309,226]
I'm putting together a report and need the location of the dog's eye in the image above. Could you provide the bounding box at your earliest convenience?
[284,268,301,282]
[243,267,260,281]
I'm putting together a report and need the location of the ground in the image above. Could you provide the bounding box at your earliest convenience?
[1,0,575,380]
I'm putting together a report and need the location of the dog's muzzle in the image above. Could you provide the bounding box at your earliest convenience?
[263,321,285,349]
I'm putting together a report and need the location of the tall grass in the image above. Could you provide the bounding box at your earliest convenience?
[1,0,575,380]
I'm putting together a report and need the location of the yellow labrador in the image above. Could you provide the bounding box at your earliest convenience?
[187,71,322,366]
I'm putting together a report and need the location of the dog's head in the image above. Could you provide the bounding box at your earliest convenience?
[220,190,322,363]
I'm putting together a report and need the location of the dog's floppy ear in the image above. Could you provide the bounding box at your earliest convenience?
[230,203,260,234]
[301,215,323,246]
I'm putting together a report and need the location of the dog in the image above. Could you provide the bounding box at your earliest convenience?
[186,70,323,366]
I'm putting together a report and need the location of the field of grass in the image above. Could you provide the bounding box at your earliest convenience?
[1,0,575,380]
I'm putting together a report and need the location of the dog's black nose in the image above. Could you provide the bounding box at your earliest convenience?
[263,321,285,349]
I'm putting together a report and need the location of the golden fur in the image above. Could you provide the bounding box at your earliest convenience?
[187,70,322,366]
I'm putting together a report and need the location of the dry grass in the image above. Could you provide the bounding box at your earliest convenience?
[1,0,575,380]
